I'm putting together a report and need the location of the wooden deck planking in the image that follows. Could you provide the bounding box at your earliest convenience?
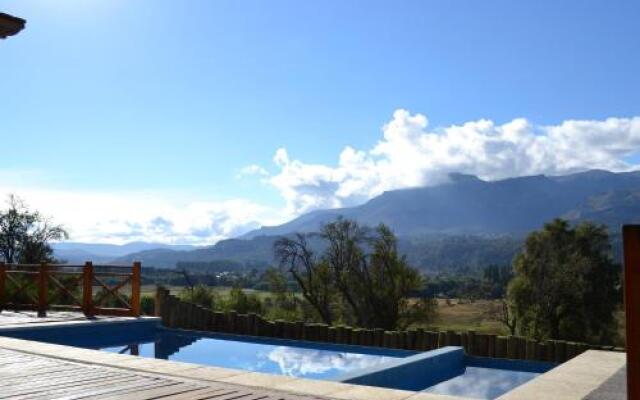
[50,378,183,400]
[0,370,125,389]
[21,376,155,400]
[8,376,150,400]
[0,348,326,400]
[154,388,233,400]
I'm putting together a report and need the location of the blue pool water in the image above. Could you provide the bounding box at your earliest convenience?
[101,331,412,380]
[424,365,541,399]
[340,346,552,398]
[0,320,554,399]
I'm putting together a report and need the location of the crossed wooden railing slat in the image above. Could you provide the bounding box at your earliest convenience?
[0,262,141,317]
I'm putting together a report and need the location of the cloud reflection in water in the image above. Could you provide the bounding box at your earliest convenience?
[265,346,395,378]
[424,366,540,399]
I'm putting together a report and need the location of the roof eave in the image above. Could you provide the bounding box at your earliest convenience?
[0,12,26,39]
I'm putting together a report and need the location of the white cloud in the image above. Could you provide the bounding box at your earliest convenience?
[4,110,640,244]
[258,109,640,215]
[236,164,270,179]
[0,184,284,245]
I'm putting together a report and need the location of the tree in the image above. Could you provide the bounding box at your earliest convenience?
[507,219,620,343]
[264,268,300,320]
[0,195,68,263]
[274,234,336,324]
[482,264,513,299]
[274,218,435,330]
[180,284,219,309]
[222,285,264,314]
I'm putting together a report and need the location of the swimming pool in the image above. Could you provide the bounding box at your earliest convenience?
[104,330,415,380]
[0,320,554,399]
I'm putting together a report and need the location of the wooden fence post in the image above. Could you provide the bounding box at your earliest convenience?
[467,331,476,355]
[82,261,94,317]
[155,286,166,318]
[0,262,5,311]
[496,336,507,358]
[487,334,496,357]
[555,340,567,363]
[525,339,536,360]
[374,328,384,347]
[545,340,556,362]
[624,225,640,400]
[516,336,527,359]
[37,262,48,317]
[131,261,141,317]
[507,336,518,359]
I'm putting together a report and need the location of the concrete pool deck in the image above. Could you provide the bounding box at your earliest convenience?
[0,313,627,399]
[498,350,626,400]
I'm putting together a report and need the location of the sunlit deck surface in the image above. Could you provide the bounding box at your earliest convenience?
[0,347,327,400]
[0,310,122,327]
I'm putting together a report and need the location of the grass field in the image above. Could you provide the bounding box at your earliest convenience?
[423,298,508,334]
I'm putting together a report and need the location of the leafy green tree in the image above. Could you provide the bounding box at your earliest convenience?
[482,264,513,299]
[180,284,219,309]
[274,218,435,330]
[222,285,263,314]
[263,268,300,320]
[508,219,620,343]
[0,195,67,263]
[140,295,155,315]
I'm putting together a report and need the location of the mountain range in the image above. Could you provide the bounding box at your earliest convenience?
[55,170,640,271]
[242,169,640,238]
[53,242,198,265]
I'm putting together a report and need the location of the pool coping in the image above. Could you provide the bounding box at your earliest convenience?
[497,350,626,400]
[0,315,161,332]
[0,335,468,400]
[338,346,464,388]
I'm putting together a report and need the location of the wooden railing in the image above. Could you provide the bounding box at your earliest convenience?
[0,262,141,317]
[623,225,640,399]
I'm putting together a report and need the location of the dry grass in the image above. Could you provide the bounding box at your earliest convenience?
[421,298,509,334]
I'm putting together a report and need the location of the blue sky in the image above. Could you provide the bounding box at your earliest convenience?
[1,0,639,244]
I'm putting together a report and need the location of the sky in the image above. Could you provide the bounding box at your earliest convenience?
[1,0,639,245]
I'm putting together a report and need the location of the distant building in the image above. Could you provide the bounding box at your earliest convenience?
[0,12,25,39]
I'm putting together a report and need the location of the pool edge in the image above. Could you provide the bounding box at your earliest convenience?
[496,350,625,400]
[0,315,160,332]
[0,336,470,400]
